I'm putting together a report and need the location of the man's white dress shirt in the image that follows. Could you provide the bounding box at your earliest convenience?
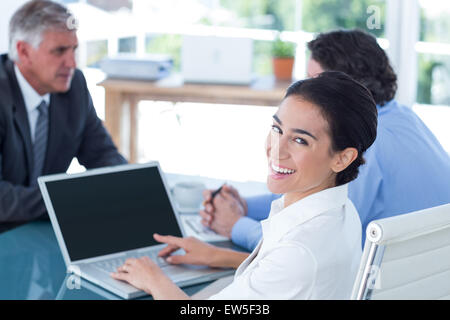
[209,184,362,300]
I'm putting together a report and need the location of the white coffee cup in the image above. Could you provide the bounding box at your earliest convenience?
[172,181,206,210]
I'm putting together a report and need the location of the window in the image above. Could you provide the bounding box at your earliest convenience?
[411,0,450,153]
[417,0,450,106]
[146,34,182,71]
[85,40,107,67]
[416,53,450,105]
[217,0,296,31]
[301,0,386,37]
[118,37,136,53]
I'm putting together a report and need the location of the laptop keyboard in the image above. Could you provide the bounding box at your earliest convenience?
[94,250,169,274]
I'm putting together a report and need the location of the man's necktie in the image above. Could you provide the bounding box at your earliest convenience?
[31,100,49,185]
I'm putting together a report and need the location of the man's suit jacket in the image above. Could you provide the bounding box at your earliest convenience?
[0,54,127,232]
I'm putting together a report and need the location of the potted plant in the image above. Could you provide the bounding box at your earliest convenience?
[272,35,296,81]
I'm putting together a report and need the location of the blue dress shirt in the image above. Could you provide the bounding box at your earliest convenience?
[232,100,450,251]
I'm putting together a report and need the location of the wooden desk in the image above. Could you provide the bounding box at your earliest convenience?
[98,75,289,163]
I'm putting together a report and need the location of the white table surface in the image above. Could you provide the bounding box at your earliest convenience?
[165,172,270,198]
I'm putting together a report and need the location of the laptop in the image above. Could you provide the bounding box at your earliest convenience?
[38,162,234,299]
[181,35,254,85]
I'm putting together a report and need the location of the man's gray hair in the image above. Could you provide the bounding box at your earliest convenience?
[9,0,78,62]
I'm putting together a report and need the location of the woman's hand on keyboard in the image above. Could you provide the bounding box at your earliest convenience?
[154,233,219,267]
[111,256,189,299]
[154,233,248,269]
[111,256,162,293]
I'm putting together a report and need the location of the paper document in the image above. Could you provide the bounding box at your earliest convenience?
[180,215,229,242]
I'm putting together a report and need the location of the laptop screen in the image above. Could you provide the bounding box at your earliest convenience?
[44,165,183,261]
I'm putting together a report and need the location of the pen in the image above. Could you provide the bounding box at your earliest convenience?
[202,183,225,206]
[211,184,225,199]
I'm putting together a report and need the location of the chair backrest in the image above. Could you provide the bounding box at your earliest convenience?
[351,203,450,300]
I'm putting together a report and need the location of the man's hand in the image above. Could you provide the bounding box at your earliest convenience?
[199,184,247,238]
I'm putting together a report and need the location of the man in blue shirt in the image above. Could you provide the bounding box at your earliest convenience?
[200,29,450,251]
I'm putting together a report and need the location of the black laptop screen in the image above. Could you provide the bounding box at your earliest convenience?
[44,166,183,261]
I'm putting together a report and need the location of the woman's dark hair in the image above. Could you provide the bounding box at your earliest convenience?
[307,29,397,107]
[285,71,378,186]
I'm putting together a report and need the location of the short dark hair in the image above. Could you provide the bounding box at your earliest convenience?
[307,29,397,107]
[285,71,378,186]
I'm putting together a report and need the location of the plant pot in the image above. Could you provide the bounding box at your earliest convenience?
[272,57,294,81]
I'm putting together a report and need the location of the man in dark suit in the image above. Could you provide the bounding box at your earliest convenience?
[0,0,127,233]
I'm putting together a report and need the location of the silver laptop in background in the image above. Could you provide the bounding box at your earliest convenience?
[38,162,233,299]
[181,35,254,85]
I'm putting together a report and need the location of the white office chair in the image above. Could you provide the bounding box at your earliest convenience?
[351,203,450,300]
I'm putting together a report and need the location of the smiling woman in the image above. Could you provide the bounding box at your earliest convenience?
[286,72,379,180]
[111,71,378,300]
[267,71,378,208]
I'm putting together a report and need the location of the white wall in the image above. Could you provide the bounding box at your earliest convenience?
[0,0,29,54]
